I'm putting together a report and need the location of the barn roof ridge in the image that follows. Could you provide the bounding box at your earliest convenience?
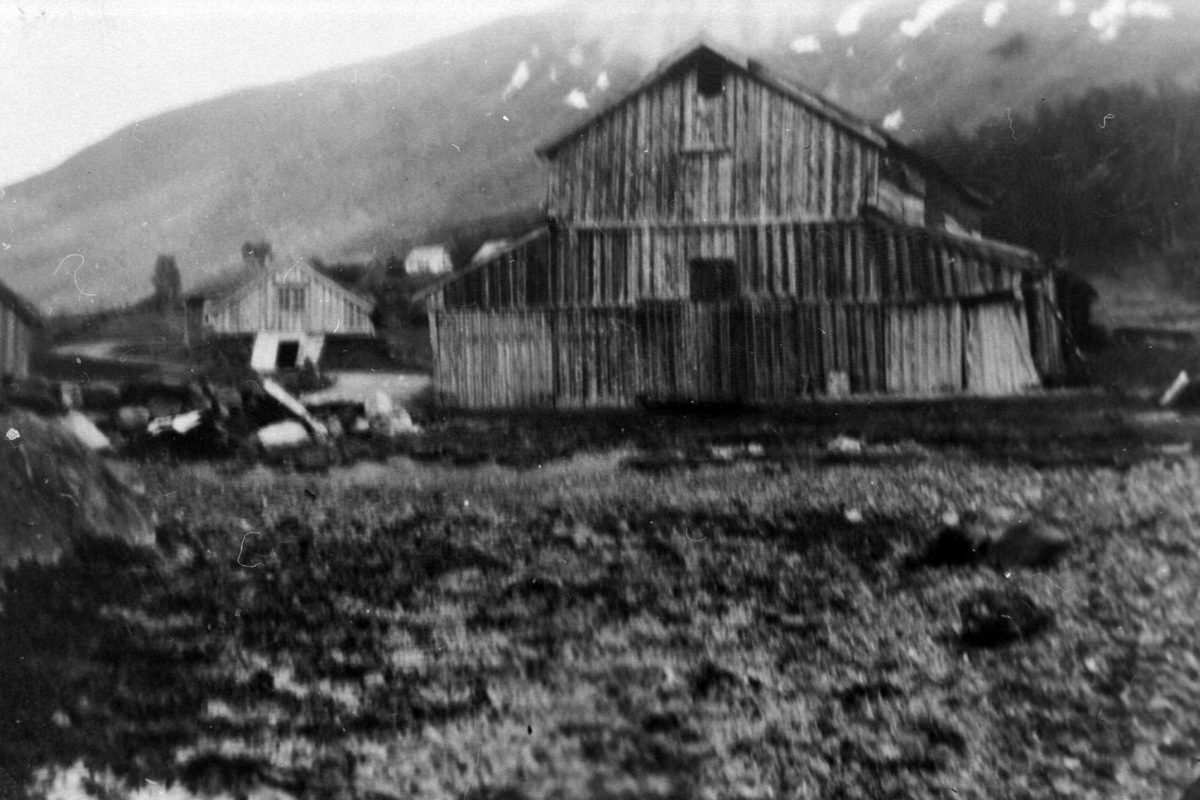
[533,37,987,208]
[535,37,890,156]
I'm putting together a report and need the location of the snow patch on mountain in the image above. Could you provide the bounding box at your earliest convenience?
[883,109,904,131]
[549,64,558,84]
[594,71,610,92]
[502,60,531,100]
[568,45,585,68]
[1130,1,1172,20]
[565,89,589,109]
[836,3,870,36]
[1057,0,1076,14]
[1086,0,1172,41]
[983,1,1007,27]
[900,0,962,38]
[790,34,822,53]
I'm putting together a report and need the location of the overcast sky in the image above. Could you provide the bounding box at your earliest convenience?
[0,0,567,188]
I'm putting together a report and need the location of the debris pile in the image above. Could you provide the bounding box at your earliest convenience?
[2,372,420,461]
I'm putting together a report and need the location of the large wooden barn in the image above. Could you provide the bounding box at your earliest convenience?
[419,40,1064,408]
[186,257,375,372]
[0,280,41,381]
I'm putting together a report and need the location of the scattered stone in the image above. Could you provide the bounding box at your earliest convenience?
[114,405,151,432]
[253,420,311,449]
[691,659,740,699]
[369,407,419,438]
[985,518,1071,570]
[959,587,1054,647]
[827,435,864,455]
[923,512,992,566]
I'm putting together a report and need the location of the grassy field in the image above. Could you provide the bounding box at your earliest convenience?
[5,437,1200,800]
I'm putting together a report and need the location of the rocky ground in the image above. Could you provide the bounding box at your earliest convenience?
[3,433,1200,799]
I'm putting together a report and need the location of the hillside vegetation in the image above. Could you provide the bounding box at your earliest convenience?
[5,1,1200,313]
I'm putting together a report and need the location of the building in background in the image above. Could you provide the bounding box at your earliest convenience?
[418,40,1064,408]
[404,245,454,275]
[0,280,41,381]
[186,255,375,373]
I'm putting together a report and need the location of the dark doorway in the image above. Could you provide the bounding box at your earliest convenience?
[275,340,300,369]
[689,258,739,301]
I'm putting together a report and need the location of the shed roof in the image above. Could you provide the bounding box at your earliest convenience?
[410,227,550,307]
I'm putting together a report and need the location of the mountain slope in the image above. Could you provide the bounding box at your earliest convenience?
[3,0,1199,313]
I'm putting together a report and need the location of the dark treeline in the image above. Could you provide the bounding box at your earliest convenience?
[920,82,1200,272]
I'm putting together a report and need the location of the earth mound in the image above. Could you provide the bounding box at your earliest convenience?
[1,407,155,569]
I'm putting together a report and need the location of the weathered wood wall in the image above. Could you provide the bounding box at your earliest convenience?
[434,217,1031,310]
[545,62,880,225]
[205,265,374,336]
[431,297,1039,408]
[425,47,1062,407]
[0,301,34,379]
[965,302,1041,395]
[1024,272,1067,380]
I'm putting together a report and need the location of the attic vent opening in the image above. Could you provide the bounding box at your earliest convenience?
[696,59,725,98]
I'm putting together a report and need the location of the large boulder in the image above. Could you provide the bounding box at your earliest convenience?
[1,407,155,569]
[922,511,992,567]
[985,518,1072,570]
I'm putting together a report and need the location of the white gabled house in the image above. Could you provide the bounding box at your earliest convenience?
[186,257,375,373]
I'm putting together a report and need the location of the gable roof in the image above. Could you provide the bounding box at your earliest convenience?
[534,37,987,209]
[0,280,43,328]
[187,259,375,311]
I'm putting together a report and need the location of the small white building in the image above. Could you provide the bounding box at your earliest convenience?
[186,258,375,373]
[404,245,454,275]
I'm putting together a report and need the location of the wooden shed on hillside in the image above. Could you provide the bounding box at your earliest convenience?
[418,40,1064,409]
[186,257,375,372]
[0,280,41,381]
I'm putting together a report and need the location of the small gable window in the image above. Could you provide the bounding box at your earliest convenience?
[278,286,306,312]
[696,58,725,98]
[685,56,729,151]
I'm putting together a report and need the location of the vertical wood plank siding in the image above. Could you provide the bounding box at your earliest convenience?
[427,52,1060,408]
[432,297,1043,409]
[547,68,878,224]
[440,218,1029,309]
[0,303,33,379]
[205,265,375,335]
